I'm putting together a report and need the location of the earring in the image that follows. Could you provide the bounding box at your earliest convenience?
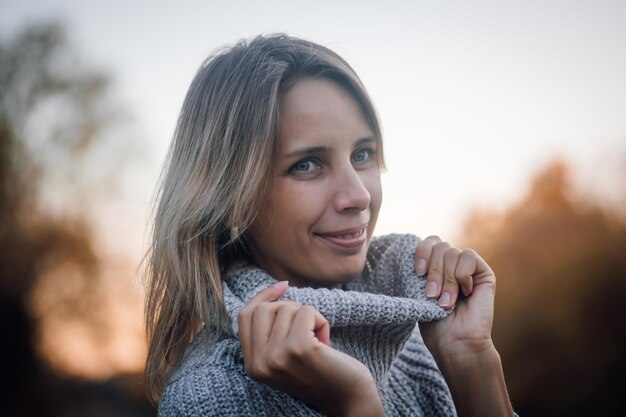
[230,226,240,241]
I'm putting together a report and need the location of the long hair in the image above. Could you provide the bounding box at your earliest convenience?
[143,33,384,402]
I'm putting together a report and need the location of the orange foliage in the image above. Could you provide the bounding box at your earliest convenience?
[460,160,626,416]
[0,23,152,415]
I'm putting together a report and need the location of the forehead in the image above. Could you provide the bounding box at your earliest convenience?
[277,78,375,152]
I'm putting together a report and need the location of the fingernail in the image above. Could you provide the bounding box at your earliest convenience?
[461,285,470,297]
[439,291,451,307]
[272,281,289,290]
[416,259,427,275]
[425,281,438,298]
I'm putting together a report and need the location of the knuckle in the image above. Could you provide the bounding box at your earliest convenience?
[445,246,462,255]
[250,363,270,381]
[285,340,307,359]
[454,263,470,276]
[276,303,297,315]
[429,265,443,277]
[443,269,458,283]
[255,302,275,316]
[460,248,478,260]
[267,350,288,371]
[443,274,458,285]
[300,305,315,313]
[297,305,317,317]
[257,301,272,312]
[244,360,266,379]
[425,235,442,243]
[461,247,477,256]
[286,301,303,310]
[456,274,472,284]
[275,302,301,319]
[433,241,451,251]
[443,247,461,259]
[238,307,251,322]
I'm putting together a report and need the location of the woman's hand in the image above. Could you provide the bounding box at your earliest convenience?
[417,241,496,357]
[415,238,514,417]
[415,235,480,310]
[238,281,385,417]
[414,234,495,357]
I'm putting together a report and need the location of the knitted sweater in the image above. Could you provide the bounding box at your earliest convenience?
[158,234,458,416]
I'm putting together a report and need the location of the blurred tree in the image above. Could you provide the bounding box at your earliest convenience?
[0,23,152,416]
[461,160,626,417]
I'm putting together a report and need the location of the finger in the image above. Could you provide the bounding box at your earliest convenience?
[312,309,331,346]
[267,302,301,344]
[440,247,462,309]
[424,241,450,298]
[246,281,289,311]
[415,235,442,276]
[456,249,479,296]
[239,280,289,335]
[239,281,289,366]
[472,252,496,286]
[288,305,331,347]
[251,301,283,349]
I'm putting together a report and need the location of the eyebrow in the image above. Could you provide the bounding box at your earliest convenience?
[284,146,330,159]
[283,137,377,159]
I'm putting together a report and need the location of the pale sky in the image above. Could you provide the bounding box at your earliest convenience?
[3,0,626,245]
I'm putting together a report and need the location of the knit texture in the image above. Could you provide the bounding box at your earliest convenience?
[158,234,457,416]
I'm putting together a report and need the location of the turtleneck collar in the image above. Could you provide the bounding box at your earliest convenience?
[220,234,449,385]
[223,259,447,335]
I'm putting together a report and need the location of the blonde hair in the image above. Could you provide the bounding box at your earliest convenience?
[144,34,384,402]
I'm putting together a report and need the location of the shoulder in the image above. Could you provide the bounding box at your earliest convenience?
[158,333,321,417]
[158,361,261,417]
[158,333,259,417]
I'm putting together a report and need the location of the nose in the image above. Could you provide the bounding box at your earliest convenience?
[333,165,371,213]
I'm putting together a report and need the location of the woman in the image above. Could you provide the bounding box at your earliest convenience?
[145,34,515,416]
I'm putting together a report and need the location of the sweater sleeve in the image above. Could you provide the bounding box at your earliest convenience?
[159,363,324,417]
[158,365,266,417]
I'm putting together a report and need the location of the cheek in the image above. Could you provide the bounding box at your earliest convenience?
[264,180,327,234]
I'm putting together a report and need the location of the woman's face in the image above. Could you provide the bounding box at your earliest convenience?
[248,77,382,288]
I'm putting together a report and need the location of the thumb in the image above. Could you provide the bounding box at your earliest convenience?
[312,309,331,346]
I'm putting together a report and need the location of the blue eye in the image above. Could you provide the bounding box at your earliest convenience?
[352,148,374,165]
[290,159,321,175]
[295,161,313,171]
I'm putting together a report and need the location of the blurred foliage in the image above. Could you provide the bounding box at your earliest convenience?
[0,22,153,416]
[461,160,626,417]
[2,19,624,417]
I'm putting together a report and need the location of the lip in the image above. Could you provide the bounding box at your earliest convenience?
[315,224,368,249]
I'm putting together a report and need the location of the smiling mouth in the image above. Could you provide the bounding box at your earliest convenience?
[315,225,368,248]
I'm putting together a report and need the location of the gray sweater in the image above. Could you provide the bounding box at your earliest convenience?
[158,234,458,416]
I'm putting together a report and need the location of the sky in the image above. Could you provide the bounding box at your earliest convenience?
[2,0,626,245]
[2,0,626,379]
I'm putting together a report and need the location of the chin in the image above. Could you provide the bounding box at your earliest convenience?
[321,257,366,283]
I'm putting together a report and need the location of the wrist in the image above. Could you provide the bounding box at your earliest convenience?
[431,337,497,367]
[434,343,514,417]
[440,344,502,379]
[320,375,384,417]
